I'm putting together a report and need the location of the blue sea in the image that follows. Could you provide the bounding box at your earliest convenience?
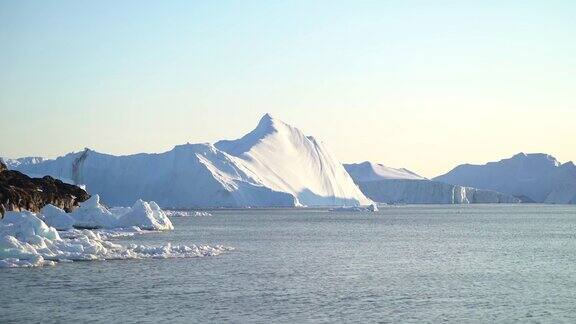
[2,204,576,323]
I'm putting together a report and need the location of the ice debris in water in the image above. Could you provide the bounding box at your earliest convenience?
[0,211,232,268]
[329,204,379,212]
[165,210,213,217]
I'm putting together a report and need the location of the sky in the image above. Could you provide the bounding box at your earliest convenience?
[1,0,575,178]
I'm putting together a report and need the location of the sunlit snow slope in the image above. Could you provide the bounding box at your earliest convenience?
[216,114,371,206]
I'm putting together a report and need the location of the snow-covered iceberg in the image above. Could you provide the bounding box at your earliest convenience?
[434,153,576,204]
[345,162,520,204]
[32,195,174,231]
[10,114,370,208]
[115,200,173,231]
[39,204,75,231]
[215,114,371,206]
[0,211,230,268]
[69,195,119,229]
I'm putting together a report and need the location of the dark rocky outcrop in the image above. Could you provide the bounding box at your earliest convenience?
[0,160,90,217]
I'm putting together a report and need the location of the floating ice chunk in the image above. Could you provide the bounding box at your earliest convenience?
[0,212,231,268]
[116,200,174,231]
[40,204,75,230]
[165,210,213,217]
[148,201,174,230]
[69,194,118,229]
[330,204,380,212]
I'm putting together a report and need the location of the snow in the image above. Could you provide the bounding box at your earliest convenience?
[33,195,176,231]
[69,195,174,230]
[0,211,231,268]
[39,204,75,230]
[344,162,427,181]
[1,156,45,169]
[69,195,118,229]
[434,153,576,204]
[12,114,370,208]
[215,114,371,206]
[109,206,132,217]
[115,200,174,231]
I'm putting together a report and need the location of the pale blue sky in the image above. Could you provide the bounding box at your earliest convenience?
[1,0,575,177]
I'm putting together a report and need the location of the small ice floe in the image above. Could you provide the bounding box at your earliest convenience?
[165,210,213,217]
[115,200,174,231]
[39,194,174,231]
[330,203,379,212]
[0,211,232,268]
[69,195,118,229]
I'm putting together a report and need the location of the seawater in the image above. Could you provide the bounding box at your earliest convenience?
[2,205,576,323]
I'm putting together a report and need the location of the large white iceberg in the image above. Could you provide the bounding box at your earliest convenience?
[9,114,370,208]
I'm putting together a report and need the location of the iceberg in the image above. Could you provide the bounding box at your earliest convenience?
[34,195,175,231]
[345,161,427,182]
[0,211,231,268]
[215,114,371,206]
[345,162,520,204]
[69,195,118,229]
[10,114,370,208]
[434,153,576,204]
[115,200,174,231]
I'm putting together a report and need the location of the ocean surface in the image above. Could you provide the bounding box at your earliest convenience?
[2,204,576,323]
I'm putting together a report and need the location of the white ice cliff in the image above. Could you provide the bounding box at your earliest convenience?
[345,162,520,204]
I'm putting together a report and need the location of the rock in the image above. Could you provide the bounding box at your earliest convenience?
[0,163,90,217]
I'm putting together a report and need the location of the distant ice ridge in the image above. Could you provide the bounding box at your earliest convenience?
[0,210,230,268]
[345,162,426,182]
[0,157,45,169]
[345,162,520,204]
[434,153,576,204]
[10,114,370,208]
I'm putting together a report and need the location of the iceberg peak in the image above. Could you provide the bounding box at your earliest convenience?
[261,112,274,121]
[253,113,286,135]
